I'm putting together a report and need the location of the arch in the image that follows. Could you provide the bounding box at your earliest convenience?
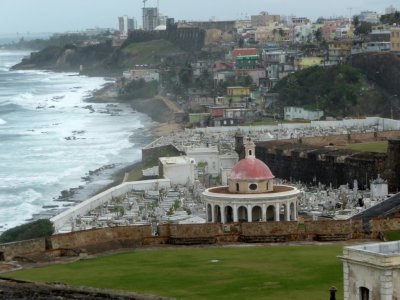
[266,205,275,221]
[225,206,234,223]
[290,202,295,221]
[214,205,221,223]
[207,204,212,222]
[252,206,262,222]
[238,206,248,222]
[280,204,288,221]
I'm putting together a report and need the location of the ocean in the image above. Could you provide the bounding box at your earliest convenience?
[0,50,154,232]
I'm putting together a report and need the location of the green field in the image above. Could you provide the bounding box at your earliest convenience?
[344,141,388,153]
[6,245,344,300]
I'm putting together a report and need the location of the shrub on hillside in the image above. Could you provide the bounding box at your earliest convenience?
[0,219,54,243]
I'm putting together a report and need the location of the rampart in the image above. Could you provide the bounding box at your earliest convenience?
[127,27,205,52]
[251,130,400,190]
[141,143,183,162]
[2,218,400,262]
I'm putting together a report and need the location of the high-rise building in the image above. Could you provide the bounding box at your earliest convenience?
[143,7,159,31]
[118,15,136,34]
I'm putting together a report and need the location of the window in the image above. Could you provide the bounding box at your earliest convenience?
[249,183,258,191]
[249,150,252,156]
[236,183,240,192]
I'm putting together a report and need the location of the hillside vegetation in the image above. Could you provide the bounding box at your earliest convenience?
[12,39,187,76]
[271,64,388,118]
[0,219,54,243]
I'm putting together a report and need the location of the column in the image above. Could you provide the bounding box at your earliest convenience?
[275,203,280,221]
[247,205,252,222]
[343,262,349,300]
[380,270,393,300]
[285,203,290,221]
[233,204,238,222]
[221,205,226,224]
[262,204,267,222]
[293,202,298,221]
[211,204,215,223]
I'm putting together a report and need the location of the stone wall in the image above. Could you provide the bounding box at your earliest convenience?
[49,226,151,252]
[0,238,46,261]
[141,144,183,164]
[2,218,400,261]
[255,131,400,189]
[127,27,206,52]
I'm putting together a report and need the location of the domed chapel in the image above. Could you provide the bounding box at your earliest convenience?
[203,139,300,223]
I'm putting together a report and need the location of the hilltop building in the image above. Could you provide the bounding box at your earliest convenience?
[391,27,400,53]
[143,7,159,31]
[118,16,136,39]
[203,140,300,223]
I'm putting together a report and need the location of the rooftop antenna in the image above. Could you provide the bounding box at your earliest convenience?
[143,0,147,8]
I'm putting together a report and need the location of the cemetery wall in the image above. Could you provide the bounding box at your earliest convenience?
[2,218,400,261]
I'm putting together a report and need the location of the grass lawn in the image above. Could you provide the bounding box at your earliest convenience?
[344,141,388,153]
[383,230,400,241]
[6,245,344,300]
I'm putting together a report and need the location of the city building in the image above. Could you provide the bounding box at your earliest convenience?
[284,106,323,121]
[203,140,300,223]
[340,241,400,300]
[251,11,280,27]
[391,27,400,52]
[143,7,159,31]
[118,15,136,35]
[358,11,380,24]
[122,69,160,82]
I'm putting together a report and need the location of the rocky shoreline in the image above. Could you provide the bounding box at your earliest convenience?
[37,85,183,220]
[87,82,183,136]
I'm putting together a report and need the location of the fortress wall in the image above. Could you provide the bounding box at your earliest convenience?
[256,132,394,189]
[3,218,400,261]
[304,220,353,235]
[240,221,299,236]
[49,226,151,250]
[141,144,183,162]
[370,217,400,233]
[0,238,46,261]
[168,223,222,237]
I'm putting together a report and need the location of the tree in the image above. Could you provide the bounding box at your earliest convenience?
[178,63,193,88]
[314,28,323,43]
[0,219,54,243]
[380,12,400,25]
[354,21,372,37]
[352,16,360,28]
[238,37,244,48]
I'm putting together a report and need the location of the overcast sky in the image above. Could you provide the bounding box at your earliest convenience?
[0,0,397,35]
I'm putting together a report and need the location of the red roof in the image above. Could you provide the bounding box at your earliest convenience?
[229,158,274,180]
[232,48,257,58]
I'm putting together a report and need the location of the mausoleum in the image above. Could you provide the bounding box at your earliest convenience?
[203,139,300,223]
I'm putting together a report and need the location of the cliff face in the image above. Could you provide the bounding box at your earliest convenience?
[11,39,187,76]
[12,42,115,74]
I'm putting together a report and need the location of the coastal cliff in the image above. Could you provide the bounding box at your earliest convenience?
[11,39,187,76]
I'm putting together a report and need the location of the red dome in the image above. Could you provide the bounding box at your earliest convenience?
[229,158,274,180]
